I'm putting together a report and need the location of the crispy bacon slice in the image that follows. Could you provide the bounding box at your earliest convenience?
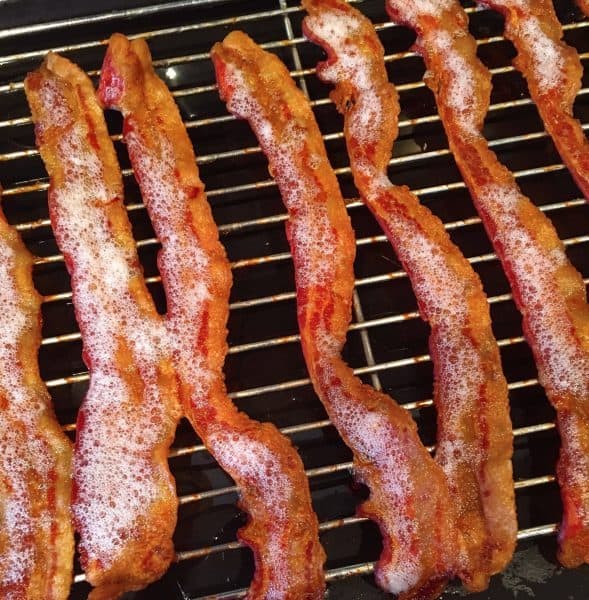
[478,0,589,200]
[25,55,182,598]
[212,30,465,600]
[0,203,73,600]
[387,0,589,568]
[98,33,326,600]
[302,0,516,591]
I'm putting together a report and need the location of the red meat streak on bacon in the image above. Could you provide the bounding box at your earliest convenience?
[212,30,466,600]
[302,0,516,591]
[98,33,325,600]
[478,0,589,201]
[25,54,183,599]
[0,185,73,600]
[386,0,589,569]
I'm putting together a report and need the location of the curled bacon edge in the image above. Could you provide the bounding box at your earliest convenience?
[386,0,589,569]
[212,30,467,600]
[479,0,589,201]
[25,55,182,599]
[0,204,73,599]
[302,0,516,591]
[98,33,326,600]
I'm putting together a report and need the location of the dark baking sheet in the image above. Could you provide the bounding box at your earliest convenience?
[0,0,588,598]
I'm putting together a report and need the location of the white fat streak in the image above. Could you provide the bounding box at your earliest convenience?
[124,129,213,407]
[489,0,566,90]
[0,243,32,406]
[352,409,419,576]
[0,241,51,588]
[207,431,294,598]
[427,29,479,135]
[319,363,421,594]
[559,411,589,526]
[223,65,337,289]
[434,330,487,481]
[362,182,486,482]
[514,15,565,90]
[2,478,35,592]
[478,184,589,400]
[391,226,485,478]
[387,1,479,133]
[53,123,170,567]
[386,0,454,24]
[305,9,382,148]
[38,78,71,130]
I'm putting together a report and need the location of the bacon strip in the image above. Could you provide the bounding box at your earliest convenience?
[212,31,466,600]
[302,0,516,591]
[25,55,182,599]
[0,202,73,600]
[479,0,589,200]
[98,33,326,600]
[387,0,589,568]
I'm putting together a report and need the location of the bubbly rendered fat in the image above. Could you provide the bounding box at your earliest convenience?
[52,121,170,567]
[387,0,454,23]
[207,431,294,597]
[394,228,485,478]
[515,16,565,90]
[223,64,337,289]
[369,182,486,481]
[386,0,480,134]
[304,9,382,149]
[37,78,71,130]
[490,0,528,7]
[488,0,566,91]
[479,184,589,400]
[124,129,214,407]
[348,415,420,595]
[559,411,589,526]
[0,241,50,592]
[427,30,479,134]
[318,362,421,594]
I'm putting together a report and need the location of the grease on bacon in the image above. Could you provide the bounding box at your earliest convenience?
[386,0,589,569]
[25,54,182,599]
[478,0,589,200]
[98,33,326,600]
[0,206,74,600]
[212,31,465,600]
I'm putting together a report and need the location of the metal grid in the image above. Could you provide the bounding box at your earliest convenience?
[0,0,588,597]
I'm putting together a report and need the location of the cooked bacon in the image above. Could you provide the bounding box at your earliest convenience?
[302,0,516,591]
[25,54,182,599]
[212,30,466,600]
[0,203,73,600]
[387,0,589,568]
[98,33,326,600]
[479,0,589,200]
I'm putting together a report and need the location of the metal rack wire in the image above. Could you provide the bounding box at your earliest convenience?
[0,0,588,598]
